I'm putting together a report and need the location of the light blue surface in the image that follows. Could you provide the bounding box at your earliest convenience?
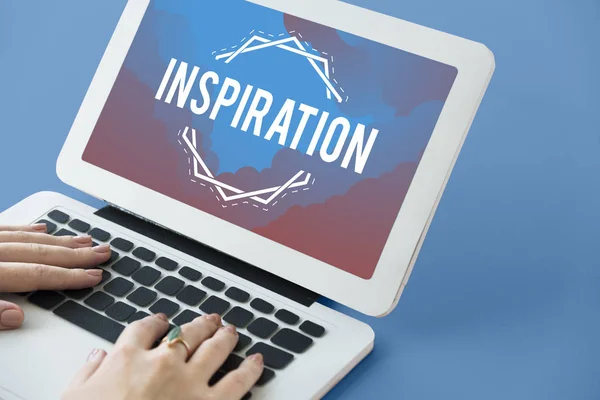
[1,1,599,399]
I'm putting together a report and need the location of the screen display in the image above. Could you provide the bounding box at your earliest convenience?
[83,0,457,279]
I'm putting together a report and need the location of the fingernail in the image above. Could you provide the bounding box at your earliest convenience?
[87,348,99,361]
[224,324,237,334]
[87,348,105,362]
[93,244,110,253]
[155,313,168,322]
[206,314,221,325]
[248,353,263,365]
[0,309,24,328]
[86,269,104,277]
[74,235,92,244]
[32,223,47,232]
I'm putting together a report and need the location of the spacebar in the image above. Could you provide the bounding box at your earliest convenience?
[54,300,125,343]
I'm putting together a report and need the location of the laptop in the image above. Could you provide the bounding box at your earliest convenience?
[0,0,494,398]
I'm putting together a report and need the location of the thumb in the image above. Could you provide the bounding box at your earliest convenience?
[0,300,24,330]
[69,348,107,386]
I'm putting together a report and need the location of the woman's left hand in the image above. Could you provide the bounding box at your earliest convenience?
[0,224,112,330]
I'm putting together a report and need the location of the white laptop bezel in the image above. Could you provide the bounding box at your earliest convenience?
[56,0,494,317]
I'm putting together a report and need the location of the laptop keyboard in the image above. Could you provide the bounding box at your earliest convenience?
[24,209,327,398]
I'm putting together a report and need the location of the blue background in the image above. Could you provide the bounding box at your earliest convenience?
[1,1,599,399]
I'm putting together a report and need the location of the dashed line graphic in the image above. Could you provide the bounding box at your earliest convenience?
[213,29,348,103]
[181,127,316,212]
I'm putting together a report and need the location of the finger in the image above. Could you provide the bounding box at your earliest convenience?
[0,231,93,249]
[116,313,170,350]
[0,300,24,330]
[69,348,107,386]
[157,314,222,361]
[211,354,264,400]
[0,263,103,292]
[190,323,239,379]
[0,243,111,267]
[0,224,47,233]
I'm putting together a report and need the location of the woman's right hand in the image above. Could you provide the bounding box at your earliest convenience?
[63,313,264,400]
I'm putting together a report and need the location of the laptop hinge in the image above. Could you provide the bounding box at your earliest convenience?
[94,205,320,307]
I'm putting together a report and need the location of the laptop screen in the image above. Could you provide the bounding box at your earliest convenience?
[82,0,457,280]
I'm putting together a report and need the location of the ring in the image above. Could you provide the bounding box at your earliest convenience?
[161,326,191,358]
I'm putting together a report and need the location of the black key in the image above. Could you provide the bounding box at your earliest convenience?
[128,311,150,324]
[104,277,134,297]
[28,291,65,310]
[256,368,276,386]
[247,318,278,339]
[209,370,226,386]
[48,209,69,223]
[36,219,57,234]
[89,228,111,242]
[127,287,157,307]
[105,301,136,322]
[250,298,274,314]
[225,287,249,303]
[155,276,184,296]
[54,300,124,343]
[132,266,161,286]
[99,270,112,285]
[246,343,293,369]
[54,228,76,237]
[199,296,230,315]
[221,353,244,372]
[112,256,140,276]
[234,333,252,352]
[223,307,254,328]
[111,237,134,252]
[202,276,225,292]
[63,288,93,300]
[271,329,313,353]
[176,286,206,306]
[275,309,299,325]
[178,266,202,281]
[84,292,115,311]
[299,321,325,338]
[172,310,201,326]
[149,298,180,318]
[100,250,119,267]
[68,219,90,233]
[156,256,178,271]
[132,247,155,262]
[207,369,253,400]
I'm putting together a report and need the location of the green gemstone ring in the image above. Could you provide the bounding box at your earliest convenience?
[161,326,191,358]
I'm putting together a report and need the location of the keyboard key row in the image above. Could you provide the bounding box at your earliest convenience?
[42,211,327,355]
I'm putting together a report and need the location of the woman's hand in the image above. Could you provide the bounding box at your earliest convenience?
[63,313,264,400]
[0,224,111,330]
